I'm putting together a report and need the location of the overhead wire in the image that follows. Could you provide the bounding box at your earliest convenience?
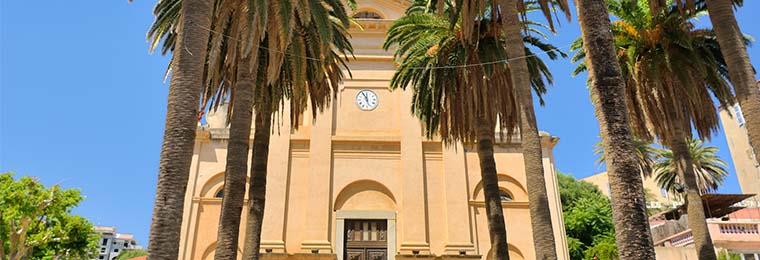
[194,24,576,70]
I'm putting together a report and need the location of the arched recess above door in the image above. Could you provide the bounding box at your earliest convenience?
[334,180,397,211]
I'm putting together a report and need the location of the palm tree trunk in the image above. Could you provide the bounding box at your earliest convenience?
[147,0,213,259]
[214,57,255,260]
[501,2,558,259]
[667,135,716,260]
[574,0,656,259]
[706,0,760,166]
[476,118,510,260]
[241,94,272,260]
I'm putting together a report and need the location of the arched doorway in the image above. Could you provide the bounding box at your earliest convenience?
[334,180,398,260]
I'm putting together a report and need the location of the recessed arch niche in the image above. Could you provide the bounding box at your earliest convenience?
[201,242,242,260]
[472,174,528,202]
[352,8,385,19]
[485,244,526,260]
[199,172,250,198]
[334,180,397,211]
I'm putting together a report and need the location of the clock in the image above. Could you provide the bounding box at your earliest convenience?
[355,89,379,111]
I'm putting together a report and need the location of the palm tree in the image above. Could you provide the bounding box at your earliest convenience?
[499,1,570,259]
[572,1,736,259]
[429,0,572,258]
[653,139,730,198]
[148,1,354,259]
[594,138,656,177]
[384,2,565,260]
[149,2,257,258]
[144,0,213,259]
[704,0,760,167]
[241,15,354,260]
[572,0,657,258]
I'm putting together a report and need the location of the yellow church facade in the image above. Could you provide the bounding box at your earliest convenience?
[177,1,569,259]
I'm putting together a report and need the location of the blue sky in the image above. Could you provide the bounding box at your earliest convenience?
[1,0,758,247]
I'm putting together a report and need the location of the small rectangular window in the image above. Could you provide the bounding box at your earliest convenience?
[734,104,745,126]
[102,239,108,246]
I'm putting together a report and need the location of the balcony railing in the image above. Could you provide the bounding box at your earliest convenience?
[669,231,694,247]
[719,223,759,235]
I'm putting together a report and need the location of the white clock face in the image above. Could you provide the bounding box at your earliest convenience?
[355,89,379,111]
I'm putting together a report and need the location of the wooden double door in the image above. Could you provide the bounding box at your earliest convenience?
[345,220,387,260]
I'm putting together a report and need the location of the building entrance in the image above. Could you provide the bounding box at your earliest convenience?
[345,220,388,260]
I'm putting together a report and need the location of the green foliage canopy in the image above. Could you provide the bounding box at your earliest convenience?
[114,249,147,260]
[0,172,99,260]
[557,172,618,260]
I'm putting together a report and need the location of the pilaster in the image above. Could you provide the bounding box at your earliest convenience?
[442,143,476,255]
[301,103,335,253]
[262,103,292,253]
[398,89,430,254]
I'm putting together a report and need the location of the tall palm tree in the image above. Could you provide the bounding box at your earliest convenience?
[148,1,354,259]
[429,0,572,258]
[704,0,760,166]
[653,139,730,198]
[241,15,353,260]
[572,0,657,258]
[573,1,737,259]
[149,2,258,258]
[499,1,570,259]
[594,138,656,177]
[144,0,213,259]
[384,3,566,260]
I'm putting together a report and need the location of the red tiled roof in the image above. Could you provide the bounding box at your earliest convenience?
[129,256,147,260]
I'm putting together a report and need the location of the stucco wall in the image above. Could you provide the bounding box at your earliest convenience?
[177,1,569,260]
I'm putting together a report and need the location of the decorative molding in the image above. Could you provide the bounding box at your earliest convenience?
[335,210,396,220]
[467,200,530,208]
[300,240,333,251]
[332,141,401,160]
[260,240,286,253]
[350,19,394,32]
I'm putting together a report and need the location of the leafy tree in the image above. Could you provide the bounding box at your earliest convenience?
[717,250,741,260]
[583,233,618,260]
[114,249,148,260]
[558,172,618,260]
[556,172,604,212]
[0,172,99,260]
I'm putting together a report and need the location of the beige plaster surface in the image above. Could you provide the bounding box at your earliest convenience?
[719,109,760,201]
[177,1,569,259]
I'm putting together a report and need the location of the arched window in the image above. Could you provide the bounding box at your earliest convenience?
[499,190,513,202]
[215,189,224,198]
[353,11,382,19]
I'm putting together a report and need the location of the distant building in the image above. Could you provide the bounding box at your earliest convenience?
[581,171,679,208]
[93,226,142,260]
[718,87,760,203]
[649,194,760,259]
